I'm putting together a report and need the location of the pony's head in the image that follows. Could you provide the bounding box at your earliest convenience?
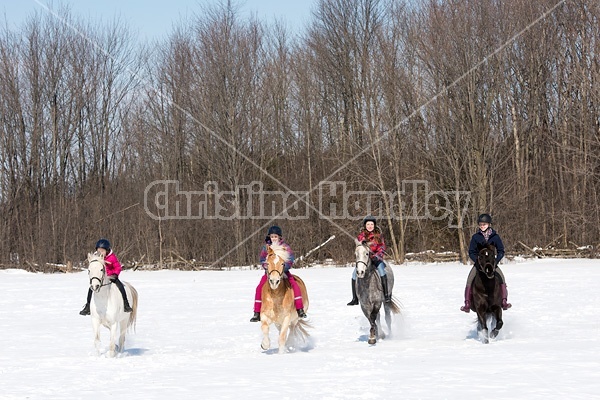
[87,252,106,292]
[355,239,371,278]
[266,244,290,289]
[477,245,497,279]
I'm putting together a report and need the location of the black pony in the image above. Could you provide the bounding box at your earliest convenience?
[471,244,504,343]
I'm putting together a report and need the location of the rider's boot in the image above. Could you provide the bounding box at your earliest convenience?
[347,279,359,305]
[500,283,512,310]
[381,274,391,303]
[79,303,91,316]
[297,308,307,319]
[79,288,92,315]
[250,312,261,322]
[460,285,472,313]
[112,277,133,312]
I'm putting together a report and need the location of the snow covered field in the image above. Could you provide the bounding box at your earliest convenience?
[1,258,599,399]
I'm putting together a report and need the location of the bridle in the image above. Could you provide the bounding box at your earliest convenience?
[355,244,372,274]
[88,259,111,290]
[267,254,285,275]
[477,250,497,279]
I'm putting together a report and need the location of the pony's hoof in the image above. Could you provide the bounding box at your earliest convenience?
[368,338,376,345]
[261,339,270,350]
[478,329,489,344]
[490,329,499,339]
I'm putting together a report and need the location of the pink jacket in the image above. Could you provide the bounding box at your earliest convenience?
[104,251,122,276]
[357,229,386,261]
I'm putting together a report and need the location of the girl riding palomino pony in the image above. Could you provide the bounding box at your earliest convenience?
[80,239,132,316]
[250,226,307,322]
[347,216,391,306]
[460,214,512,313]
[259,244,311,353]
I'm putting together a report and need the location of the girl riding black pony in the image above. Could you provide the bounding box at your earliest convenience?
[460,213,512,313]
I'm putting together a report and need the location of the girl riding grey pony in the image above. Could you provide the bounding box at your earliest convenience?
[347,216,391,305]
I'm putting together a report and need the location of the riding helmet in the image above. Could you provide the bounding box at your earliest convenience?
[477,213,492,224]
[267,225,283,237]
[95,238,111,252]
[363,215,377,226]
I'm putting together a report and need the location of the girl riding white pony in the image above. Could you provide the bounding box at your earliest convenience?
[85,241,138,357]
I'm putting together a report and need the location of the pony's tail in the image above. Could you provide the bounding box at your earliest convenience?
[127,285,138,332]
[387,297,402,314]
[290,318,312,343]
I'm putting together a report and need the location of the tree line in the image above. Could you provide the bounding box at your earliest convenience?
[1,0,599,268]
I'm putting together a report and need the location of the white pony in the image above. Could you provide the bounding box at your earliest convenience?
[87,252,138,357]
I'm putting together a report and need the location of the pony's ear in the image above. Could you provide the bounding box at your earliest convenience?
[88,252,93,262]
[489,244,497,255]
[267,245,274,255]
[355,238,362,246]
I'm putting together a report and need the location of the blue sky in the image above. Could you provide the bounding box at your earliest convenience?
[1,0,315,40]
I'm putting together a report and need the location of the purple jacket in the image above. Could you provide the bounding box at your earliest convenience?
[259,238,295,272]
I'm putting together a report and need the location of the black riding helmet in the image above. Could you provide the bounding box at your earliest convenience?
[477,213,492,224]
[265,225,283,243]
[363,215,377,227]
[267,225,283,237]
[95,238,111,252]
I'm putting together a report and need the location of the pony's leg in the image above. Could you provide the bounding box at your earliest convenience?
[476,312,489,344]
[107,323,118,357]
[91,317,102,354]
[260,321,270,350]
[376,312,386,340]
[278,317,292,354]
[118,319,128,353]
[384,304,392,335]
[490,307,503,339]
[368,309,379,344]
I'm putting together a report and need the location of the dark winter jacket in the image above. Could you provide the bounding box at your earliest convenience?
[468,228,505,264]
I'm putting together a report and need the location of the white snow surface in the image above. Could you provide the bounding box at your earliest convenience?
[1,258,599,399]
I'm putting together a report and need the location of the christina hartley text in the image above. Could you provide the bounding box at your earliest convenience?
[144,180,471,227]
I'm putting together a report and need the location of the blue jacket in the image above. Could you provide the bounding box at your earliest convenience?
[468,228,504,264]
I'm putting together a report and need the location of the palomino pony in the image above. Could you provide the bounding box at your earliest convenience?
[355,241,401,344]
[471,244,503,343]
[87,252,138,357]
[260,244,310,354]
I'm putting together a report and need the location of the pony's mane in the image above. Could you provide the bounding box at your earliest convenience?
[87,252,105,265]
[269,244,290,263]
